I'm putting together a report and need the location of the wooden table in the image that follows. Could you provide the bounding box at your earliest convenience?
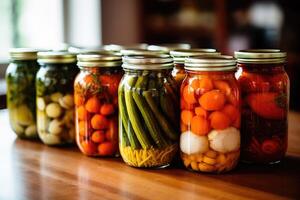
[0,109,299,200]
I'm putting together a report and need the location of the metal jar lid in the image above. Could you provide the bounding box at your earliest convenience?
[38,51,77,64]
[147,43,191,52]
[185,55,237,71]
[103,43,148,52]
[122,54,173,70]
[77,53,122,67]
[9,48,38,60]
[120,48,166,56]
[234,49,287,64]
[170,49,220,64]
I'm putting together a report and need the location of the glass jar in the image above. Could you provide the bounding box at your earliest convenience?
[235,50,289,164]
[119,55,179,168]
[170,49,220,85]
[180,56,240,173]
[36,51,79,145]
[6,48,40,139]
[74,54,123,156]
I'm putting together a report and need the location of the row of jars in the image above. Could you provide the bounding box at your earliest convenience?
[6,47,289,173]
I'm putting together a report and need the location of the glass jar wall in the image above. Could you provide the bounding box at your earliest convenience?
[235,50,289,164]
[74,54,123,156]
[119,55,179,168]
[170,49,220,85]
[36,51,79,145]
[180,56,240,173]
[6,48,40,139]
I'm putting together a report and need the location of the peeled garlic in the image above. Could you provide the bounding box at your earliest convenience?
[45,103,62,118]
[180,131,209,155]
[39,133,61,145]
[59,94,74,109]
[37,97,46,111]
[63,109,74,125]
[10,120,24,135]
[25,124,37,137]
[37,110,50,131]
[48,119,63,135]
[16,105,34,126]
[208,127,240,153]
[50,92,63,102]
[68,127,75,141]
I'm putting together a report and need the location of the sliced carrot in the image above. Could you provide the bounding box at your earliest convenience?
[74,93,84,106]
[78,121,86,136]
[213,80,231,96]
[221,104,239,123]
[195,106,208,118]
[199,77,213,92]
[199,90,226,111]
[100,103,115,115]
[209,111,231,130]
[91,114,109,130]
[81,141,97,155]
[85,96,101,113]
[98,142,115,156]
[183,85,197,104]
[105,119,118,142]
[191,116,210,136]
[84,74,94,84]
[91,130,106,143]
[77,105,88,121]
[181,110,194,126]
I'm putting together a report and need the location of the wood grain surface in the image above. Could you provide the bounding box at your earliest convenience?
[0,109,299,200]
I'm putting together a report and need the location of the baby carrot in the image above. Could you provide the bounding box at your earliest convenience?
[81,141,97,155]
[199,77,213,92]
[209,111,231,130]
[221,104,239,123]
[105,119,118,141]
[78,121,86,136]
[195,106,208,118]
[213,80,231,96]
[85,96,101,113]
[91,114,109,130]
[74,93,84,106]
[191,115,210,136]
[183,85,197,104]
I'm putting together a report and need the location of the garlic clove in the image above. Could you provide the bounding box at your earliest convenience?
[50,92,63,102]
[45,103,62,118]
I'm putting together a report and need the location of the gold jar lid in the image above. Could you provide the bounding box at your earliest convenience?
[185,55,237,71]
[9,48,38,60]
[170,49,220,64]
[234,49,287,64]
[122,54,173,70]
[77,53,122,67]
[103,43,148,52]
[147,43,191,52]
[120,48,166,56]
[38,51,77,64]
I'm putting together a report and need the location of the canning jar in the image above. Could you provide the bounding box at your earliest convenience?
[119,55,179,168]
[235,50,289,164]
[74,54,123,156]
[180,56,240,173]
[6,48,40,139]
[36,51,79,145]
[170,49,220,85]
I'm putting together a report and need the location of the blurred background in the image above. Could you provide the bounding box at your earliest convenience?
[0,0,300,110]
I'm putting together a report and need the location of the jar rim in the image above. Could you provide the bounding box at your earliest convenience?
[170,49,220,64]
[103,43,148,52]
[38,51,77,64]
[120,49,165,56]
[77,53,122,67]
[9,48,39,60]
[122,55,173,70]
[234,49,287,64]
[147,43,191,52]
[185,55,237,71]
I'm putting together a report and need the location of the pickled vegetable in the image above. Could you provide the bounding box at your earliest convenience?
[6,58,39,139]
[36,59,78,145]
[119,64,179,168]
[74,67,123,156]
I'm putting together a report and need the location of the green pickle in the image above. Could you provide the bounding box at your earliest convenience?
[36,51,79,145]
[119,55,179,168]
[6,49,40,139]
